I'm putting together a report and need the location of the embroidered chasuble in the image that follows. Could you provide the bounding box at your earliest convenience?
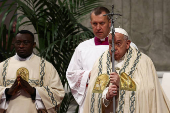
[0,54,65,113]
[83,46,170,113]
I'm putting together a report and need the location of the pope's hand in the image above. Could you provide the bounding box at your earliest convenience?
[110,72,120,87]
[106,84,118,100]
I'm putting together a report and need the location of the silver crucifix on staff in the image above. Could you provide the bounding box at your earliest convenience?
[103,5,122,113]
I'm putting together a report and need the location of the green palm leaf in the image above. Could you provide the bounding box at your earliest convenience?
[0,0,101,112]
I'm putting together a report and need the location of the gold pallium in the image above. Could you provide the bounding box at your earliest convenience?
[92,74,109,93]
[120,72,136,91]
[16,67,29,82]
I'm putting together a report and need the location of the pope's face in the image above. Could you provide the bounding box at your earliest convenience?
[90,11,111,39]
[109,33,131,61]
[14,33,36,58]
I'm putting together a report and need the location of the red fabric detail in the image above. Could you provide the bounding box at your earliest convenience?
[94,37,109,45]
[74,74,83,89]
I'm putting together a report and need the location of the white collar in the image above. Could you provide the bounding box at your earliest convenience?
[114,52,127,70]
[14,53,34,61]
[100,36,109,41]
[115,59,124,70]
[100,38,106,41]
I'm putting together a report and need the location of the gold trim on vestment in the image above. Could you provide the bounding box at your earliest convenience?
[92,74,109,93]
[120,72,136,91]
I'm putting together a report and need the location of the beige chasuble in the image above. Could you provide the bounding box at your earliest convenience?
[0,54,65,113]
[83,46,170,113]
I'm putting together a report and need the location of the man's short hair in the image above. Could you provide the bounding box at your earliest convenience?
[90,6,110,20]
[16,30,34,42]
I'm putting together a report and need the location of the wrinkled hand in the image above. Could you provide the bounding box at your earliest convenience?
[110,72,120,87]
[19,76,35,95]
[106,84,118,100]
[7,78,20,95]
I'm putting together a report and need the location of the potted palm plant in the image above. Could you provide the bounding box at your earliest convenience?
[0,0,101,112]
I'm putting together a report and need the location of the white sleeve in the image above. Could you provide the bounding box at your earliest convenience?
[35,89,45,109]
[102,87,111,107]
[66,47,89,105]
[0,90,9,110]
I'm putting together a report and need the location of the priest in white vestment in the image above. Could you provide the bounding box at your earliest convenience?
[66,7,111,113]
[0,30,65,113]
[83,28,170,113]
[66,6,138,113]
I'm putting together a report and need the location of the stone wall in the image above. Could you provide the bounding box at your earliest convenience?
[1,0,170,71]
[81,0,170,71]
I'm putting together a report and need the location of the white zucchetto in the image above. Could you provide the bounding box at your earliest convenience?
[110,28,129,37]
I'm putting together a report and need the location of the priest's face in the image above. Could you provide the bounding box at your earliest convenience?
[90,11,111,39]
[14,33,36,58]
[109,33,131,61]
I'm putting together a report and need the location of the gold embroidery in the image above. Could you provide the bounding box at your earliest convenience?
[92,74,109,93]
[120,72,136,91]
[16,67,29,82]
